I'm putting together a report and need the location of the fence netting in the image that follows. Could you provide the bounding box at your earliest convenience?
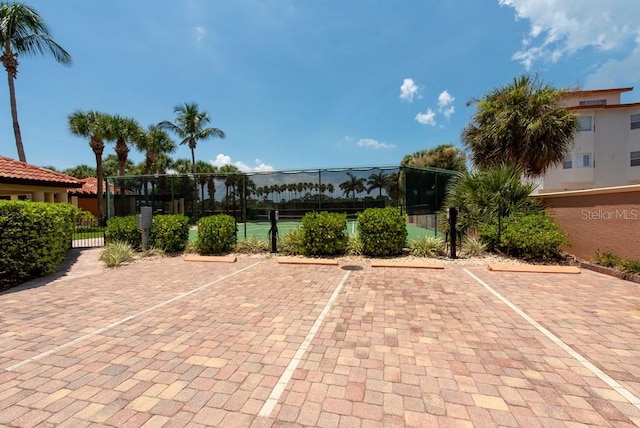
[106,165,456,238]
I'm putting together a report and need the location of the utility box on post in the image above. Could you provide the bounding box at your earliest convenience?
[137,206,153,251]
[268,210,279,253]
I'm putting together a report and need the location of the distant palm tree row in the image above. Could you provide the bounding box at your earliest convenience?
[67,103,225,217]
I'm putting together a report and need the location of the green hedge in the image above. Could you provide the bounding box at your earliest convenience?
[150,214,189,253]
[0,201,76,286]
[105,216,140,249]
[357,207,407,257]
[106,214,190,252]
[196,214,236,255]
[479,213,566,261]
[301,212,347,256]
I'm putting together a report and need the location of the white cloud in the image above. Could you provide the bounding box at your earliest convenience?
[399,78,420,102]
[415,109,437,126]
[357,138,396,150]
[499,0,640,71]
[211,153,274,172]
[193,26,206,43]
[437,90,455,120]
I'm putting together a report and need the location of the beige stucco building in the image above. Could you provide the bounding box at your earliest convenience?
[0,156,82,203]
[536,87,640,193]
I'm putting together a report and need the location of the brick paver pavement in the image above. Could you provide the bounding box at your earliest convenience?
[1,255,639,427]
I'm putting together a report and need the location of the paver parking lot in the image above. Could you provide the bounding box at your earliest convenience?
[1,255,640,427]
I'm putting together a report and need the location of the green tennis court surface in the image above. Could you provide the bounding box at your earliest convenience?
[188,221,443,244]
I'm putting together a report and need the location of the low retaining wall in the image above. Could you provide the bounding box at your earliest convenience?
[537,185,640,261]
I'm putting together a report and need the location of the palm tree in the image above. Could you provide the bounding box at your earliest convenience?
[68,110,109,217]
[462,74,579,177]
[159,102,225,174]
[444,164,539,240]
[195,160,217,214]
[384,172,400,205]
[0,2,72,162]
[105,115,141,177]
[339,172,365,199]
[366,171,388,197]
[63,164,96,179]
[103,154,131,177]
[402,144,467,172]
[136,124,176,201]
[137,125,176,175]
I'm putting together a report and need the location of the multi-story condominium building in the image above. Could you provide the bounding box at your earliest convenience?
[536,87,640,193]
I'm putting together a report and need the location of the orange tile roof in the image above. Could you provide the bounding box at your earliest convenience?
[0,156,82,187]
[70,177,135,196]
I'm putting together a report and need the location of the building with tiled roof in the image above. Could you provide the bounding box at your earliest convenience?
[0,156,81,203]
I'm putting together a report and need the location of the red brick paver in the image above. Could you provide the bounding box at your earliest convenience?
[1,256,640,426]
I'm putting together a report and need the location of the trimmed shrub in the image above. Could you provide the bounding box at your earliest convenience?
[480,213,567,261]
[150,214,189,253]
[357,207,407,257]
[196,214,237,255]
[301,212,348,256]
[0,201,76,286]
[105,215,140,249]
[410,235,445,258]
[278,228,305,256]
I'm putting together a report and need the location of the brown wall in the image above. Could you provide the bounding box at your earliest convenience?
[541,189,640,261]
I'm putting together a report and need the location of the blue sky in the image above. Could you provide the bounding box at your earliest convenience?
[2,0,640,172]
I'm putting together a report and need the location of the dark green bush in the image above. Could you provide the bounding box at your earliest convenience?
[357,207,407,257]
[196,214,237,255]
[0,201,76,286]
[105,215,140,249]
[150,214,189,253]
[301,212,347,256]
[480,213,566,261]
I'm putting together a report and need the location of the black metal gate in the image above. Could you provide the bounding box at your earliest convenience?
[72,217,105,248]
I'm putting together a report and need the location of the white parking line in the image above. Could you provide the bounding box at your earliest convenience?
[6,261,262,372]
[259,270,351,418]
[463,268,640,411]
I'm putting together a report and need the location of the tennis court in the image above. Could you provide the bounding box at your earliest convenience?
[188,220,444,244]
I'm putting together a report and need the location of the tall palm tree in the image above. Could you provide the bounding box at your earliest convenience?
[462,74,579,177]
[159,102,225,174]
[339,172,365,199]
[0,2,72,162]
[366,171,388,197]
[105,115,141,177]
[68,110,109,217]
[195,160,217,214]
[137,124,176,176]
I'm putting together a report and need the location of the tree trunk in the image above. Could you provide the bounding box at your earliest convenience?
[6,63,25,162]
[95,152,105,219]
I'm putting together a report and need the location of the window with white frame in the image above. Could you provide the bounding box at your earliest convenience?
[562,154,572,169]
[631,114,640,130]
[631,151,640,167]
[578,116,593,131]
[576,153,591,168]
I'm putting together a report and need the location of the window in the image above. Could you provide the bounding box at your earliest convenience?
[579,99,607,106]
[631,114,640,130]
[631,151,640,167]
[562,154,572,169]
[577,153,591,168]
[578,116,592,131]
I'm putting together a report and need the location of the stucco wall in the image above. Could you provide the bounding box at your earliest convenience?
[540,187,640,261]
